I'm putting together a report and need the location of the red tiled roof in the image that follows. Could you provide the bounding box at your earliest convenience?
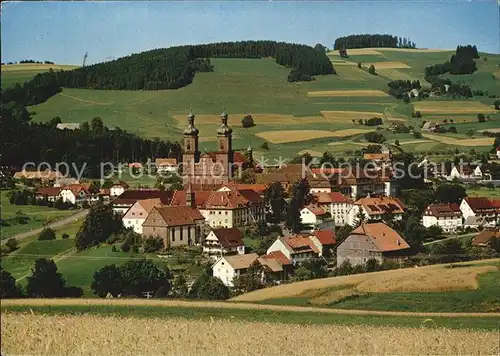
[424,203,462,217]
[209,227,244,248]
[313,191,351,204]
[233,151,248,164]
[154,206,204,226]
[472,230,500,246]
[170,190,212,209]
[155,158,177,166]
[304,204,327,216]
[350,223,410,252]
[112,180,130,189]
[310,168,344,175]
[113,190,173,206]
[313,229,336,245]
[237,189,263,204]
[36,187,62,196]
[465,197,495,211]
[263,251,292,265]
[355,196,405,215]
[284,235,320,254]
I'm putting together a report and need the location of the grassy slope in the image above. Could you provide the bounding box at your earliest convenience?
[7,51,500,158]
[1,302,498,330]
[1,64,79,89]
[0,190,77,240]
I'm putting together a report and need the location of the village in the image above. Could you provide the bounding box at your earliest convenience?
[7,110,500,290]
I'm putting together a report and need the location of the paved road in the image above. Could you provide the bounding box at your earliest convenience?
[1,209,88,245]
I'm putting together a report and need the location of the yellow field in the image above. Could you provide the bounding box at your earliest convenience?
[172,114,325,125]
[321,110,384,121]
[364,61,411,69]
[412,101,497,114]
[256,129,370,143]
[328,48,383,55]
[378,47,453,53]
[1,63,79,72]
[377,68,417,81]
[308,90,389,97]
[298,149,323,156]
[232,262,498,302]
[3,313,497,356]
[423,133,494,146]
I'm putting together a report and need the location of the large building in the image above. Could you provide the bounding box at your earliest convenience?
[422,203,462,233]
[181,110,249,185]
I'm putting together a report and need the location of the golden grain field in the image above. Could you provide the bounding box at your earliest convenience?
[3,313,498,356]
[364,61,411,69]
[320,110,385,121]
[231,263,498,302]
[1,63,79,72]
[378,48,453,53]
[172,113,325,125]
[423,133,494,146]
[256,129,370,143]
[412,100,497,114]
[308,90,389,97]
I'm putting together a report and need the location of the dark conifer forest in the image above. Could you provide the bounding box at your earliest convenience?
[333,34,416,50]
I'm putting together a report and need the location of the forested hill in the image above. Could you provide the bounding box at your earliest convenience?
[334,34,416,49]
[1,41,335,107]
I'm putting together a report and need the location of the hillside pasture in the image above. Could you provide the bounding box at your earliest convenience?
[413,100,497,114]
[308,89,389,97]
[172,113,326,125]
[2,313,498,356]
[364,61,411,69]
[256,129,371,143]
[320,110,385,121]
[1,64,79,89]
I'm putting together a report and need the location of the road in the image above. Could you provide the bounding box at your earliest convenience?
[1,209,88,245]
[423,232,476,246]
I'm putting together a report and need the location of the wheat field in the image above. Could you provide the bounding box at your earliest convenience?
[2,313,498,356]
[320,110,385,121]
[307,90,389,97]
[1,63,79,72]
[422,133,494,146]
[412,100,497,114]
[231,263,498,302]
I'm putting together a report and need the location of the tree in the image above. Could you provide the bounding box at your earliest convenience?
[5,238,18,252]
[395,139,400,146]
[414,111,422,118]
[431,239,464,256]
[368,65,376,75]
[241,115,255,128]
[233,263,264,293]
[171,273,189,298]
[62,233,70,239]
[260,142,269,150]
[264,182,286,223]
[38,227,56,241]
[364,132,386,143]
[314,43,326,53]
[26,258,66,297]
[237,168,257,184]
[494,100,500,110]
[189,273,229,300]
[119,259,170,297]
[435,183,466,204]
[477,113,486,122]
[357,62,362,69]
[285,179,312,233]
[413,132,422,139]
[75,202,123,250]
[0,266,22,298]
[91,264,124,298]
[141,236,164,253]
[353,207,367,227]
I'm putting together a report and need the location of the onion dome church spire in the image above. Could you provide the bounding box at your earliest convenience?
[217,107,232,136]
[184,108,199,136]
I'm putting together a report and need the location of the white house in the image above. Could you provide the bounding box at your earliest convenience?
[460,197,499,222]
[422,203,462,233]
[155,158,178,174]
[300,205,329,226]
[110,181,130,197]
[212,253,259,287]
[267,235,321,263]
[347,196,405,226]
[497,146,500,159]
[448,164,485,181]
[122,198,163,234]
[312,192,352,226]
[202,227,245,257]
[59,183,100,205]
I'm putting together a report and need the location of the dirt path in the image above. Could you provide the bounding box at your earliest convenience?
[59,92,112,105]
[423,233,476,246]
[14,246,76,283]
[1,210,88,245]
[3,299,499,318]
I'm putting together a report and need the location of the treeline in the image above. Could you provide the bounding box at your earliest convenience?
[19,59,55,64]
[387,80,422,99]
[333,34,416,49]
[1,41,334,107]
[1,102,181,177]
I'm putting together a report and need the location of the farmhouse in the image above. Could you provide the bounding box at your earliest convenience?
[308,228,337,256]
[460,197,500,223]
[35,187,62,202]
[181,110,251,185]
[122,198,163,234]
[337,222,410,267]
[155,158,178,174]
[497,146,500,159]
[312,191,352,226]
[448,164,487,181]
[422,203,462,232]
[347,196,405,226]
[110,181,129,197]
[212,253,259,287]
[331,168,395,199]
[56,123,80,130]
[258,251,293,283]
[202,227,245,257]
[142,206,205,248]
[112,190,173,214]
[267,235,321,263]
[300,204,329,226]
[13,169,63,183]
[471,230,500,247]
[59,183,101,205]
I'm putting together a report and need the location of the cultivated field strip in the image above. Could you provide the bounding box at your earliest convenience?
[256,129,371,143]
[308,90,389,97]
[3,297,500,318]
[2,313,498,356]
[363,61,411,69]
[422,134,494,146]
[412,100,497,114]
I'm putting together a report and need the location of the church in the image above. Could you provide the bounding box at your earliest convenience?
[182,110,251,185]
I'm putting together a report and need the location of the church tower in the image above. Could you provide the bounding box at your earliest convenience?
[216,109,233,180]
[183,110,200,180]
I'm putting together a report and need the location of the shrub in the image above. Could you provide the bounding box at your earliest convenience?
[241,115,255,128]
[364,131,386,143]
[5,238,18,252]
[357,62,362,69]
[414,111,422,118]
[494,100,500,110]
[368,65,376,75]
[260,142,269,150]
[395,140,400,146]
[61,233,70,239]
[477,113,486,122]
[38,227,56,241]
[413,132,422,139]
[121,242,130,252]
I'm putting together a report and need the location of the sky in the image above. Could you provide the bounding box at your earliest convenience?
[1,1,499,65]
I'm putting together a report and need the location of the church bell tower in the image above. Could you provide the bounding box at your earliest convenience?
[216,109,233,180]
[182,110,200,180]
